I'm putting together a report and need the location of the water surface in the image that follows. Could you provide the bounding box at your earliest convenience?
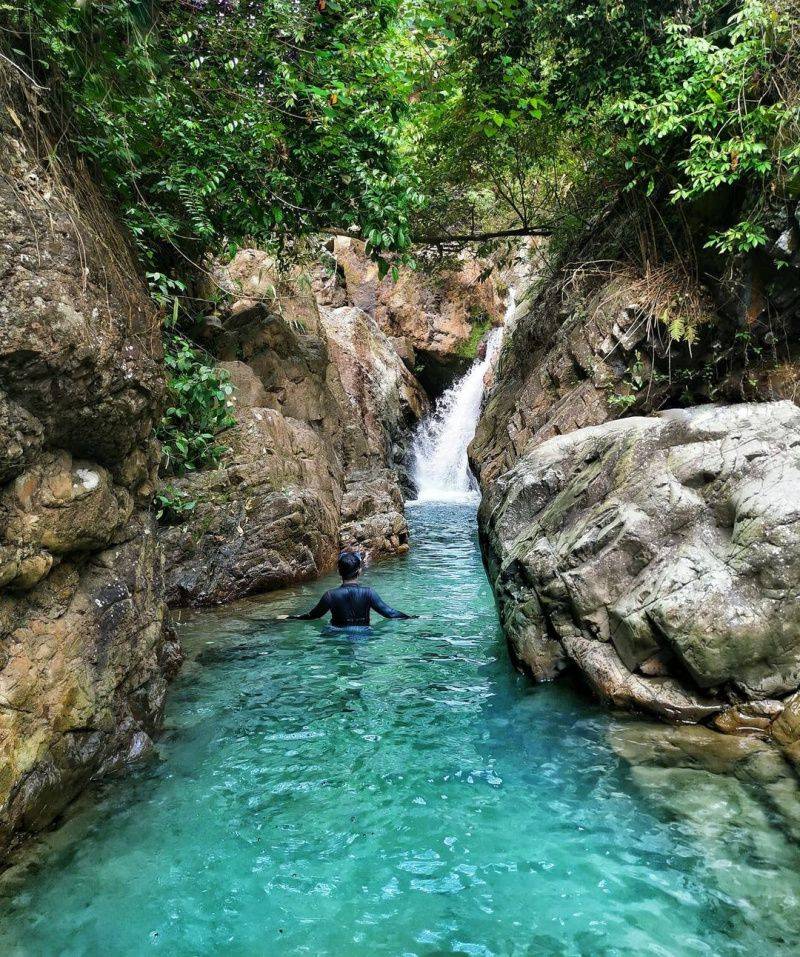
[1,503,799,955]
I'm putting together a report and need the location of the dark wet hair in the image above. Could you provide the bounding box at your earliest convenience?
[337,551,362,579]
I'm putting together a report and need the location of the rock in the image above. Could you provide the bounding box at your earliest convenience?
[330,237,379,315]
[320,304,427,552]
[318,304,428,479]
[161,255,431,607]
[0,64,174,860]
[609,721,783,777]
[1,452,133,554]
[479,401,800,730]
[339,469,410,555]
[0,518,174,857]
[218,360,269,408]
[711,700,784,736]
[160,407,342,606]
[771,693,800,770]
[609,721,800,841]
[470,272,659,488]
[0,129,162,467]
[0,392,43,486]
[333,237,506,395]
[563,635,723,722]
[0,546,54,591]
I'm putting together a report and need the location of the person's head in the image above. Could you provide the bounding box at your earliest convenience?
[337,550,362,581]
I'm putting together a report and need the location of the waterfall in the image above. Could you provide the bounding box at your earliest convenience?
[410,291,513,502]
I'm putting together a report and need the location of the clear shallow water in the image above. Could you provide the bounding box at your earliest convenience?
[1,503,800,955]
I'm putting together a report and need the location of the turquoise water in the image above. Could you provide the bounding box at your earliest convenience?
[1,502,800,955]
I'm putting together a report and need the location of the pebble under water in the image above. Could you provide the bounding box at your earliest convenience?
[1,502,800,955]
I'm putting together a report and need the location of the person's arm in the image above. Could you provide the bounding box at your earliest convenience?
[368,588,415,620]
[288,591,332,621]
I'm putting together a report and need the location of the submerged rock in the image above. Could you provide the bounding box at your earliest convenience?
[609,721,800,845]
[479,401,800,750]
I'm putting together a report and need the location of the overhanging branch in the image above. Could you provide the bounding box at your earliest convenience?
[322,225,553,245]
[417,226,552,244]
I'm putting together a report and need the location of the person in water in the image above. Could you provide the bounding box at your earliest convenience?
[281,551,415,627]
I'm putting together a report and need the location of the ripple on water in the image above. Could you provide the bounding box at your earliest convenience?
[1,503,800,956]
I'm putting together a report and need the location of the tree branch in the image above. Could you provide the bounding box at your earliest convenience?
[417,226,553,244]
[322,225,553,245]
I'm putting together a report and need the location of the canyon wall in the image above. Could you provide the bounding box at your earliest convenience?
[472,204,800,761]
[159,248,428,606]
[0,67,179,857]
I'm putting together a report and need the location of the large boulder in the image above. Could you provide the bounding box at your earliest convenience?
[0,130,162,466]
[160,402,343,607]
[0,66,174,859]
[480,402,800,742]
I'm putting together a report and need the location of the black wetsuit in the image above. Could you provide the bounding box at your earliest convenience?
[291,583,412,627]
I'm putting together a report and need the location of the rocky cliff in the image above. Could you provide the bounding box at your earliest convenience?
[160,248,428,607]
[0,68,178,857]
[472,202,800,488]
[472,208,800,759]
[331,237,506,396]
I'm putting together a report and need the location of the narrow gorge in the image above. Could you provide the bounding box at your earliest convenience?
[2,0,800,952]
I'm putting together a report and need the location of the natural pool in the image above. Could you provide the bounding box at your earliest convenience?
[1,502,799,955]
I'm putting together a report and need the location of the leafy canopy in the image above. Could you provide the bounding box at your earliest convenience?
[8,0,423,268]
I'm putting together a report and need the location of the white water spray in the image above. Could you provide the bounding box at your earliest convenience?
[410,291,514,502]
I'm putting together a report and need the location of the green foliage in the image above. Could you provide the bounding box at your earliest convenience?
[409,0,798,257]
[8,0,798,288]
[157,334,235,476]
[154,484,198,524]
[7,0,422,267]
[456,315,492,359]
[606,351,646,411]
[614,0,798,252]
[407,0,684,240]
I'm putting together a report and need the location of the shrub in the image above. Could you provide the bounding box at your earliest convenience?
[157,334,235,476]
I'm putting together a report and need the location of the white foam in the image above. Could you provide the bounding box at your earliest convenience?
[408,289,514,502]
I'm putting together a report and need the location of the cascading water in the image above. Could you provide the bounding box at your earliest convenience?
[410,292,514,501]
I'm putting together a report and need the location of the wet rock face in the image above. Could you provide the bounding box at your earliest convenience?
[0,133,162,467]
[0,67,174,858]
[480,402,800,733]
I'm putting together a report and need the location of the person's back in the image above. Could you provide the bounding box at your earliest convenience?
[283,551,415,627]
